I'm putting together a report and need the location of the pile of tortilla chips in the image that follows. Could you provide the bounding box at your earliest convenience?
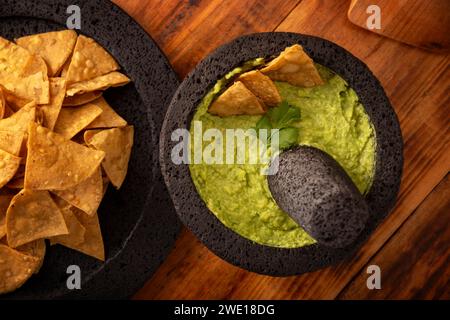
[208,44,324,116]
[0,30,134,295]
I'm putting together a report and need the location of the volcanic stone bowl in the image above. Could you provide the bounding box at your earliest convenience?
[1,0,181,298]
[160,32,403,276]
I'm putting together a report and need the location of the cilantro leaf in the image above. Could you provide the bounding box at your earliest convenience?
[277,127,299,150]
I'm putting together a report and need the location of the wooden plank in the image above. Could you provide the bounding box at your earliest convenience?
[116,0,450,299]
[348,0,450,52]
[113,0,302,78]
[339,175,450,299]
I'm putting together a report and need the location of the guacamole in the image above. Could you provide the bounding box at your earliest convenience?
[189,64,376,248]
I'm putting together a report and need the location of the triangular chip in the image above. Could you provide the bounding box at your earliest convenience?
[16,239,46,274]
[0,36,34,76]
[72,208,104,261]
[0,149,21,189]
[23,54,49,77]
[0,191,14,239]
[0,84,31,112]
[63,91,102,107]
[261,44,324,87]
[52,167,103,216]
[237,70,281,107]
[0,130,24,156]
[25,122,105,190]
[0,86,5,119]
[0,244,41,294]
[85,126,134,189]
[1,72,50,105]
[53,103,103,139]
[85,97,127,129]
[50,198,86,248]
[6,189,68,248]
[40,77,66,130]
[208,81,266,116]
[65,35,119,84]
[0,102,36,133]
[16,30,78,77]
[66,72,130,96]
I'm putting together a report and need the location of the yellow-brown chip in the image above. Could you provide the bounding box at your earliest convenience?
[63,91,102,107]
[0,84,31,112]
[72,208,104,261]
[238,70,281,107]
[16,30,78,77]
[52,167,103,216]
[40,77,66,130]
[65,35,119,84]
[0,149,21,189]
[16,239,46,274]
[208,81,266,116]
[85,126,134,189]
[65,72,130,96]
[0,102,35,133]
[6,189,68,248]
[1,72,50,105]
[0,36,34,75]
[0,191,14,239]
[6,164,25,189]
[85,97,127,129]
[0,130,24,156]
[23,54,49,78]
[50,198,86,248]
[0,244,41,294]
[261,44,324,87]
[54,104,103,139]
[25,122,105,190]
[0,86,5,119]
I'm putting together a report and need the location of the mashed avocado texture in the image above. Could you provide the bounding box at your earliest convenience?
[189,64,376,248]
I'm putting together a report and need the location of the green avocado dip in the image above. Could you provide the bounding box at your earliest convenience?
[189,61,376,248]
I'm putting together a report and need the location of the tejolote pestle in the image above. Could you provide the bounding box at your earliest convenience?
[268,146,370,248]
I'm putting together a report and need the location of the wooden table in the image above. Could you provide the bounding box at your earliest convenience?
[113,0,449,299]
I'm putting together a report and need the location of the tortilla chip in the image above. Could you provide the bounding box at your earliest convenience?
[261,44,324,87]
[25,122,105,190]
[63,91,102,107]
[65,35,119,84]
[6,189,68,248]
[0,192,14,239]
[0,36,34,76]
[0,84,31,112]
[72,208,104,261]
[65,72,130,96]
[6,164,25,189]
[16,239,46,274]
[54,104,103,139]
[0,86,5,119]
[0,102,36,133]
[59,57,70,77]
[1,72,50,105]
[23,54,49,77]
[40,77,66,130]
[0,149,21,189]
[237,70,281,107]
[52,167,103,216]
[50,198,86,248]
[209,81,266,116]
[0,130,24,156]
[16,30,78,77]
[85,97,127,129]
[85,126,134,189]
[0,244,41,294]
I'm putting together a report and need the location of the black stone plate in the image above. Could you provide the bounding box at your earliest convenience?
[160,32,403,276]
[0,0,181,298]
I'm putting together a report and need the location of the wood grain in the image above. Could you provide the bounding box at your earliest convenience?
[339,175,450,300]
[111,0,450,299]
[348,0,450,52]
[113,0,302,78]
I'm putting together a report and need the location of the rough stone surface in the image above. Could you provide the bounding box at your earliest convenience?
[268,146,370,249]
[1,0,181,299]
[160,32,403,276]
